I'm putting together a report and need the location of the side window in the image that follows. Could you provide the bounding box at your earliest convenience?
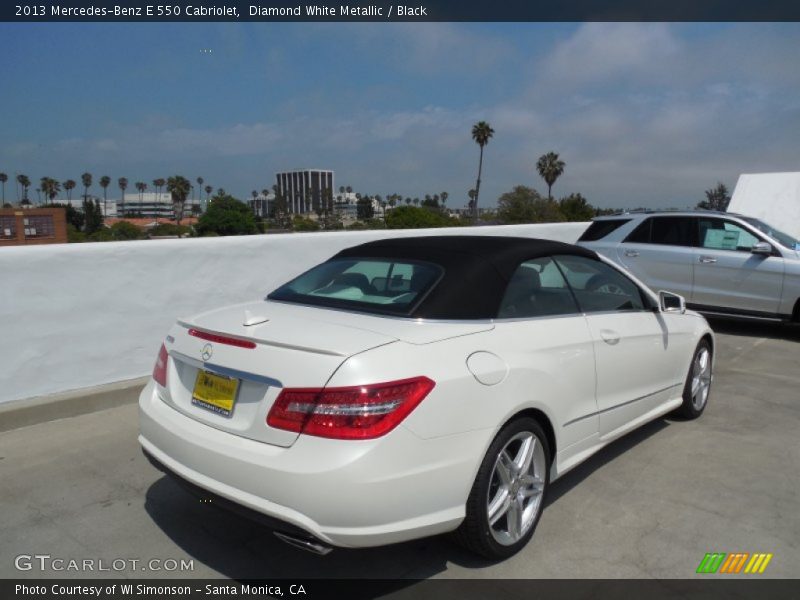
[650,216,696,246]
[578,219,632,242]
[554,255,647,313]
[698,219,761,252]
[624,218,651,243]
[623,216,696,246]
[498,257,580,318]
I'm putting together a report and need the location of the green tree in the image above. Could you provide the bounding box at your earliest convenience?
[118,177,128,214]
[697,182,731,211]
[63,179,76,201]
[0,172,7,204]
[166,175,192,225]
[110,221,142,240]
[559,193,595,222]
[195,192,258,236]
[471,121,494,220]
[385,205,454,229]
[135,182,147,215]
[99,175,111,217]
[17,174,31,203]
[40,177,61,203]
[81,172,92,202]
[536,152,566,200]
[42,202,84,230]
[497,185,566,224]
[82,198,104,234]
[292,216,320,232]
[356,196,374,220]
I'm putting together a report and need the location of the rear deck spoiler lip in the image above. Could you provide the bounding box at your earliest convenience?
[175,321,354,357]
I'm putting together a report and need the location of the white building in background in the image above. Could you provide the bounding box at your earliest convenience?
[58,197,117,218]
[729,172,800,239]
[117,192,201,219]
[56,192,201,220]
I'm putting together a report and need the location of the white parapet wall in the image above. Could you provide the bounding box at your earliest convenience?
[0,222,588,405]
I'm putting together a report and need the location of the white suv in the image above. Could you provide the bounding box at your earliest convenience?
[578,211,800,322]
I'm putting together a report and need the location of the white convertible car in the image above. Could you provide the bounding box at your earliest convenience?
[139,236,714,559]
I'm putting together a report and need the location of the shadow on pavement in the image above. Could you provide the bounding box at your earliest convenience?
[144,417,672,580]
[705,316,800,342]
[545,417,669,507]
[144,476,492,581]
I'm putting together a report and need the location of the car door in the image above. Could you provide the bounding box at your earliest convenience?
[617,216,696,298]
[692,217,785,315]
[494,257,599,452]
[554,254,684,440]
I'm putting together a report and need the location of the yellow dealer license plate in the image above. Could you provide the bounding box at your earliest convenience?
[192,371,239,417]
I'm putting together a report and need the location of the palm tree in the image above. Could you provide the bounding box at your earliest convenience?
[99,175,111,217]
[471,121,494,220]
[196,177,204,211]
[536,152,566,200]
[63,179,76,201]
[0,172,7,204]
[204,185,212,203]
[468,188,477,216]
[166,175,191,225]
[81,172,93,202]
[17,174,31,204]
[40,177,61,203]
[441,191,449,207]
[118,177,128,215]
[405,197,411,205]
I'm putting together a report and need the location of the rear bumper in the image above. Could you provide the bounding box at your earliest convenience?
[138,380,488,548]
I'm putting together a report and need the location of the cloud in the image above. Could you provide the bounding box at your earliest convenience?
[2,23,799,210]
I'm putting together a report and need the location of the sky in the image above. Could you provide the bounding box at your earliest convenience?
[1,22,799,209]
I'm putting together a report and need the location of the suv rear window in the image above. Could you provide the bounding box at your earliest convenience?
[267,258,443,316]
[578,219,631,242]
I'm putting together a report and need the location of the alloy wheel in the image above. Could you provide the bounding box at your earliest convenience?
[486,431,546,546]
[691,347,712,411]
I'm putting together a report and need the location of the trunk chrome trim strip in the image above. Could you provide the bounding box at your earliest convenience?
[170,350,284,388]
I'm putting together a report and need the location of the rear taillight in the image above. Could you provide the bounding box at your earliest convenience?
[153,343,168,386]
[267,377,435,440]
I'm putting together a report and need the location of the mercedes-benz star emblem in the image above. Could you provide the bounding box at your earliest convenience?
[201,343,213,362]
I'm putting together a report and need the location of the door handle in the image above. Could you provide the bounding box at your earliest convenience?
[600,329,620,345]
[624,250,640,258]
[699,256,717,264]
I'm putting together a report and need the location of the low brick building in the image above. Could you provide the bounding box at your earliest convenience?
[0,207,68,246]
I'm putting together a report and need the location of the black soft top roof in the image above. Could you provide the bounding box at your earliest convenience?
[334,236,598,319]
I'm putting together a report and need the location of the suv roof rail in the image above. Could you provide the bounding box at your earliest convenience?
[596,208,733,218]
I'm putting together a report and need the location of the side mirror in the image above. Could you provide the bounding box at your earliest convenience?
[751,241,773,256]
[659,290,686,314]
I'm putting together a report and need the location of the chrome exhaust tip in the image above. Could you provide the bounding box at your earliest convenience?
[274,531,333,555]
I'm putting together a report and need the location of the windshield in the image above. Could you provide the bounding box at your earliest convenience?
[267,258,443,316]
[740,217,800,250]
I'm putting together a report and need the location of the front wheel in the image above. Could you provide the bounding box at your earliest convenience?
[676,340,713,419]
[454,418,550,559]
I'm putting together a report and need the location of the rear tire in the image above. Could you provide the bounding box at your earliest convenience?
[675,340,712,419]
[454,418,550,559]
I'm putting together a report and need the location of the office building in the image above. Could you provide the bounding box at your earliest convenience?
[276,169,334,214]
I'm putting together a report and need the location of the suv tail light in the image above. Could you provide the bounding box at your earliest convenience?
[153,343,168,386]
[267,377,435,440]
